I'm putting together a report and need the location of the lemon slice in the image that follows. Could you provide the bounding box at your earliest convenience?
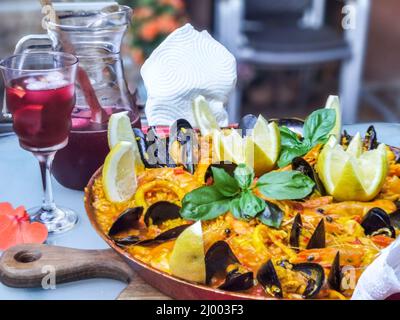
[169,221,206,283]
[107,111,145,173]
[192,95,220,136]
[346,132,362,157]
[325,95,342,140]
[213,129,245,164]
[317,139,388,201]
[102,141,138,203]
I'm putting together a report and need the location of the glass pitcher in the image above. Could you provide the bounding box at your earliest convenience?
[14,5,140,190]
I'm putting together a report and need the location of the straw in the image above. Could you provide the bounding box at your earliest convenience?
[39,0,108,123]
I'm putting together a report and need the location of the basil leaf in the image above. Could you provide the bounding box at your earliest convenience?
[277,143,310,168]
[181,185,225,205]
[229,197,243,220]
[257,201,284,228]
[181,199,231,221]
[211,166,239,197]
[239,191,266,219]
[234,164,255,190]
[257,171,315,200]
[303,109,336,145]
[279,126,302,148]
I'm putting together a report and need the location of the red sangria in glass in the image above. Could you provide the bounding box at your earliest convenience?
[0,52,79,234]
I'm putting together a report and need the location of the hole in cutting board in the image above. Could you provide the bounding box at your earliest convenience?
[14,250,42,263]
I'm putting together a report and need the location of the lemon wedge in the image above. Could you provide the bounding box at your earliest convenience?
[102,141,138,203]
[169,221,206,283]
[212,129,245,164]
[317,135,388,201]
[193,95,220,136]
[324,95,342,140]
[107,111,144,174]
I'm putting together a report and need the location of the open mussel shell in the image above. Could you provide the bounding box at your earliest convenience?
[361,207,395,238]
[289,213,303,251]
[306,219,326,249]
[205,241,254,291]
[144,201,181,227]
[291,262,325,299]
[271,117,304,136]
[204,162,238,183]
[108,207,143,237]
[364,125,378,150]
[169,119,197,174]
[292,157,326,195]
[390,146,400,164]
[328,251,342,292]
[239,114,258,137]
[256,259,283,298]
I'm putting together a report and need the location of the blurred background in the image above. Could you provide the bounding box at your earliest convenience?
[0,0,399,124]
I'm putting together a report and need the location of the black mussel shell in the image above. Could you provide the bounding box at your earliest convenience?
[169,119,197,174]
[137,224,191,246]
[292,157,326,195]
[364,125,378,150]
[108,207,143,237]
[289,213,303,251]
[204,163,238,183]
[147,126,175,168]
[256,259,283,298]
[389,207,400,229]
[342,130,352,146]
[218,270,254,292]
[144,201,181,227]
[133,128,153,168]
[306,219,326,249]
[328,251,342,292]
[271,118,304,136]
[113,235,141,246]
[239,114,258,137]
[292,263,325,299]
[390,146,400,164]
[205,241,239,284]
[361,207,395,238]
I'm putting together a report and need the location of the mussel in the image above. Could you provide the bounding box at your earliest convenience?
[257,201,284,228]
[364,125,378,150]
[239,114,257,137]
[306,219,326,249]
[289,213,303,251]
[292,157,326,195]
[390,146,400,164]
[133,128,153,168]
[361,207,395,238]
[108,207,143,237]
[291,262,325,299]
[257,260,283,298]
[169,119,197,174]
[205,241,254,291]
[328,251,342,292]
[341,130,353,146]
[144,201,181,227]
[204,162,237,183]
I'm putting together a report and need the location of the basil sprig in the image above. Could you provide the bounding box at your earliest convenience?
[180,164,315,228]
[277,108,336,167]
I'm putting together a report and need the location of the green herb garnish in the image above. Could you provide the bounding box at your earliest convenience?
[277,108,336,167]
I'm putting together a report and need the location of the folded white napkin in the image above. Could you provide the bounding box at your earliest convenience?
[141,23,237,127]
[352,237,400,300]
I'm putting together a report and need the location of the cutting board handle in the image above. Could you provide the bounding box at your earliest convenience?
[0,243,134,288]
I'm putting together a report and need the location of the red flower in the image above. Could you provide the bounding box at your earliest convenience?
[0,202,48,250]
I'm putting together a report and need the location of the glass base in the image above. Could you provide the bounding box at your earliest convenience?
[28,206,78,234]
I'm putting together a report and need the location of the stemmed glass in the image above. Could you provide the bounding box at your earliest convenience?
[0,52,79,234]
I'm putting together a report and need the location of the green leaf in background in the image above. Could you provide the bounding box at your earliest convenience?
[257,201,284,228]
[239,191,266,219]
[234,164,255,190]
[211,167,240,197]
[257,170,315,200]
[303,109,336,145]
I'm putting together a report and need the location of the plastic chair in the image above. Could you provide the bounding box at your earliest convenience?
[214,0,371,124]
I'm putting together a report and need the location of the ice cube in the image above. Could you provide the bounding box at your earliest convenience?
[46,72,64,82]
[26,79,69,91]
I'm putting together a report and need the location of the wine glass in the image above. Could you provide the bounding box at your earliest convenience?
[0,52,79,234]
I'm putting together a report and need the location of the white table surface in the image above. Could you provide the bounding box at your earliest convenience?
[0,122,399,300]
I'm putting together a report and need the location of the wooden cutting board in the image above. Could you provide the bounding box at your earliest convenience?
[0,243,169,300]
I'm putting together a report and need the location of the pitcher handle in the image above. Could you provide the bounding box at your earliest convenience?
[2,34,52,117]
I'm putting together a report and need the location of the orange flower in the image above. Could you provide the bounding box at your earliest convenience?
[160,0,185,11]
[134,6,154,20]
[157,14,180,34]
[140,20,160,41]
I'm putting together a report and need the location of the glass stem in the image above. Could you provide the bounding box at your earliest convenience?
[35,151,57,217]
